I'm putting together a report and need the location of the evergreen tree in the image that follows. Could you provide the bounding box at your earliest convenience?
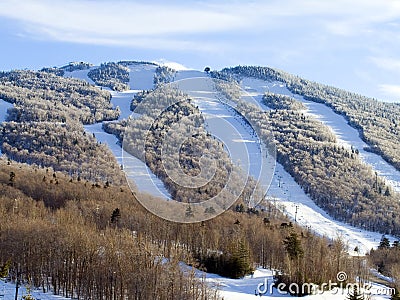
[283,232,303,260]
[379,236,391,249]
[347,285,364,300]
[227,240,253,279]
[110,208,121,225]
[8,171,15,186]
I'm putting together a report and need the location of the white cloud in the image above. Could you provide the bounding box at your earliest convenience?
[1,0,400,55]
[379,84,400,100]
[369,56,400,72]
[0,0,248,38]
[1,0,399,40]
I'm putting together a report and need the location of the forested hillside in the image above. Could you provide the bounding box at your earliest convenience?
[0,70,122,182]
[0,159,365,298]
[222,66,400,172]
[214,79,400,236]
[0,61,399,298]
[104,85,257,208]
[87,62,130,91]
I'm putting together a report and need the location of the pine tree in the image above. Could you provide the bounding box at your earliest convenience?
[8,171,15,186]
[110,208,121,225]
[227,240,253,279]
[283,232,303,260]
[379,236,391,249]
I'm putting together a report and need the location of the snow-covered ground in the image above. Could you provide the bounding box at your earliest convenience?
[0,99,12,123]
[187,265,393,300]
[127,63,157,90]
[63,68,95,85]
[1,66,399,252]
[1,266,393,300]
[153,59,189,71]
[1,65,397,299]
[0,279,69,300]
[267,163,394,255]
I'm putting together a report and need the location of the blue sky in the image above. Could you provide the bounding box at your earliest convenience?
[0,0,400,102]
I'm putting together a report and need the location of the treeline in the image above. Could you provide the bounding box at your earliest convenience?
[0,159,361,297]
[263,92,306,111]
[222,65,400,172]
[153,66,176,86]
[40,62,93,76]
[88,62,130,91]
[0,70,122,182]
[118,60,157,67]
[0,122,122,183]
[368,237,400,296]
[0,70,118,124]
[60,61,93,72]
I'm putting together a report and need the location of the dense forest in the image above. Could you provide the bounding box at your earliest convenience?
[153,66,177,86]
[0,70,122,182]
[87,62,130,91]
[0,159,369,298]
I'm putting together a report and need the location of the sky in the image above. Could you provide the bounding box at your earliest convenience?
[0,0,400,102]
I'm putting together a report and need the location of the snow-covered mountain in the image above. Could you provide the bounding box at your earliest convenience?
[0,60,399,300]
[42,61,398,254]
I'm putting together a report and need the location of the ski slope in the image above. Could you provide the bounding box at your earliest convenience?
[0,99,13,155]
[1,64,398,300]
[241,77,400,192]
[63,68,95,85]
[0,99,12,123]
[66,63,172,199]
[127,63,157,90]
[172,71,275,206]
[168,73,398,254]
[240,77,399,254]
